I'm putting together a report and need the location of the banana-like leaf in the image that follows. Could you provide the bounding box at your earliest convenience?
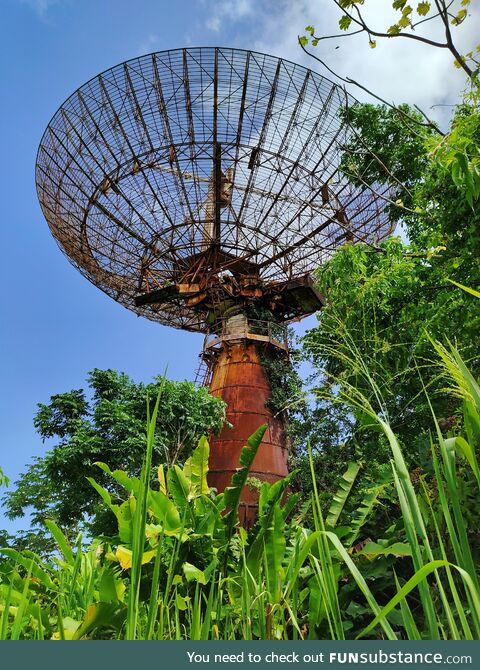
[183,435,210,497]
[247,473,293,581]
[264,504,286,601]
[223,424,267,540]
[326,462,361,528]
[281,491,301,521]
[347,484,385,546]
[86,476,114,508]
[167,465,190,511]
[115,498,136,544]
[356,541,412,558]
[193,495,224,537]
[72,602,126,640]
[86,476,135,543]
[94,462,141,495]
[44,519,75,566]
[148,489,181,532]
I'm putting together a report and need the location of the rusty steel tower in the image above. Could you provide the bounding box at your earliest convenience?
[36,47,393,524]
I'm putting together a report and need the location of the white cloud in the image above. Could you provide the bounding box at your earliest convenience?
[206,17,221,32]
[18,0,61,17]
[204,0,254,33]
[137,33,159,56]
[222,0,254,19]
[202,0,479,128]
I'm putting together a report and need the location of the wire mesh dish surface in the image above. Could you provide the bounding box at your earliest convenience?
[36,47,392,332]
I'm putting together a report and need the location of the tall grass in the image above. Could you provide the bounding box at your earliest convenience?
[0,343,479,639]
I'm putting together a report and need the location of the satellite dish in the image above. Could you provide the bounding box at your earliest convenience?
[36,47,393,525]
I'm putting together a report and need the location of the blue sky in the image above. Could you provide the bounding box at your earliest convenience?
[0,0,476,533]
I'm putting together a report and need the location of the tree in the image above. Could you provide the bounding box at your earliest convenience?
[300,97,479,502]
[3,370,226,538]
[0,467,8,489]
[301,1,479,81]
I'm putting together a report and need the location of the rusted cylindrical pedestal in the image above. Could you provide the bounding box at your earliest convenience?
[207,336,289,527]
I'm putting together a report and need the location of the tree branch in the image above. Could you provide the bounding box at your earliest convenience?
[299,41,444,136]
[315,0,476,80]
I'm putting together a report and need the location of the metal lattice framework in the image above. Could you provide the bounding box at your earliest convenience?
[36,47,393,332]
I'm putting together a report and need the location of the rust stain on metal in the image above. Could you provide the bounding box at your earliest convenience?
[208,340,288,527]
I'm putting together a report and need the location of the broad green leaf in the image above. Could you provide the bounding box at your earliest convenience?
[326,462,361,527]
[175,593,188,610]
[247,473,294,582]
[223,424,267,540]
[115,498,135,544]
[417,2,430,16]
[51,617,81,640]
[167,465,190,511]
[339,15,352,30]
[114,545,156,570]
[98,568,125,603]
[265,504,286,601]
[44,519,74,566]
[87,475,134,543]
[94,462,140,495]
[0,549,55,591]
[148,489,181,532]
[72,602,126,640]
[348,484,386,545]
[183,562,207,584]
[86,476,113,508]
[183,435,210,497]
[356,541,412,558]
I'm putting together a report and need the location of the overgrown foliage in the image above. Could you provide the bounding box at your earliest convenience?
[299,89,479,511]
[1,343,479,639]
[2,370,226,542]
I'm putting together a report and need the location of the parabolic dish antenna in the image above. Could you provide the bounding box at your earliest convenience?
[36,47,392,333]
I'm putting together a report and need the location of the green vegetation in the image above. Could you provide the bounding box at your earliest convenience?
[1,341,480,639]
[2,370,226,547]
[1,1,479,639]
[298,88,479,512]
[2,96,479,644]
